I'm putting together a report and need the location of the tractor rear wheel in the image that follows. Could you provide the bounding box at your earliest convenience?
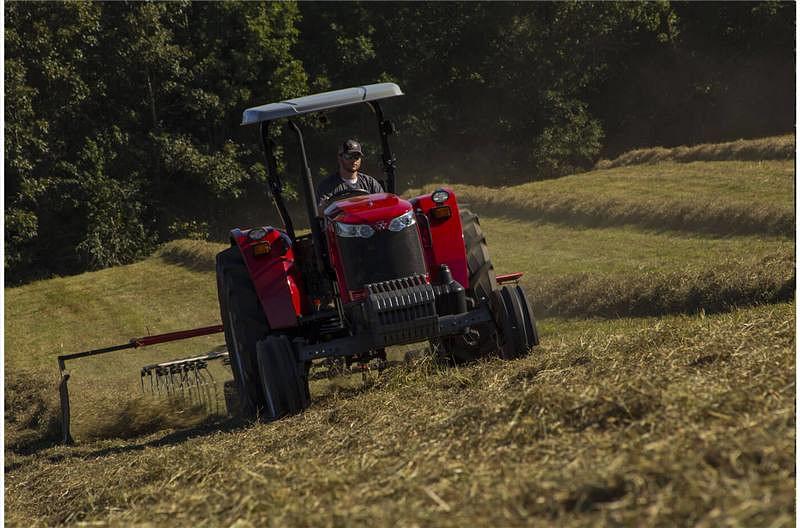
[440,210,500,363]
[256,335,311,420]
[216,246,268,418]
[461,209,498,304]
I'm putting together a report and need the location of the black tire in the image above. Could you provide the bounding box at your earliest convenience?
[492,285,539,360]
[216,246,268,418]
[256,335,310,421]
[440,210,500,363]
[461,209,498,304]
[514,285,540,347]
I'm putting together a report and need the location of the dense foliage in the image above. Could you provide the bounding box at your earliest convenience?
[5,1,794,283]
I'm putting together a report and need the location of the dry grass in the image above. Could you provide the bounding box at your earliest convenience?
[5,368,62,453]
[4,140,795,526]
[595,135,795,169]
[528,253,794,318]
[5,303,794,526]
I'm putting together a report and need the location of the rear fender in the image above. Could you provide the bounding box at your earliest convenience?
[409,187,469,287]
[230,227,309,330]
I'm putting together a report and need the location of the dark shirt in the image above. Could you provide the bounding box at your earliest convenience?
[316,170,384,205]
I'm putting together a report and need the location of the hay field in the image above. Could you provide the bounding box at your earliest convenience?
[5,141,795,526]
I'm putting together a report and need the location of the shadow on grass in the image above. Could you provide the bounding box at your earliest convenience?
[156,241,219,273]
[5,415,248,473]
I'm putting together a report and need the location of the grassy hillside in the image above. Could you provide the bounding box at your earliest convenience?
[411,160,794,236]
[5,140,795,526]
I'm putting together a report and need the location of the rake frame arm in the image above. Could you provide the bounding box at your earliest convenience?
[56,324,224,444]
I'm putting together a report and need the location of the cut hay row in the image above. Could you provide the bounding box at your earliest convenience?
[595,134,795,169]
[527,254,795,319]
[6,302,793,527]
[414,180,793,237]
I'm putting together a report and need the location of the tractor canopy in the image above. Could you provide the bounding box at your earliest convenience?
[242,83,404,125]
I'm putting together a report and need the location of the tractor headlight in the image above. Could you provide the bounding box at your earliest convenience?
[335,222,375,238]
[248,227,267,240]
[431,189,450,203]
[388,210,416,232]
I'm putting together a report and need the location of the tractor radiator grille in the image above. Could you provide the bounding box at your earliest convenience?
[337,227,427,290]
[365,275,438,347]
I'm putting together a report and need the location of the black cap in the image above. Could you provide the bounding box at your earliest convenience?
[338,139,363,156]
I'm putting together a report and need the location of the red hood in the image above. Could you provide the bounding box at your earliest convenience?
[323,193,412,224]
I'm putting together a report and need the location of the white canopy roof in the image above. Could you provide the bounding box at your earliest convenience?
[242,83,404,125]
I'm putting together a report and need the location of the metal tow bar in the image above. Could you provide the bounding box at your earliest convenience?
[56,324,224,445]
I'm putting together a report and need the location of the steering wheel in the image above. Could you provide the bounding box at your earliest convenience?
[325,187,370,203]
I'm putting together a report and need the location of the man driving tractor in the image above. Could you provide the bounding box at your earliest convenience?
[316,139,384,206]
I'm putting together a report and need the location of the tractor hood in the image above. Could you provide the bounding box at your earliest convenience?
[324,193,412,225]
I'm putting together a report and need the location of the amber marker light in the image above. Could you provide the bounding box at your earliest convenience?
[429,205,452,220]
[252,242,271,256]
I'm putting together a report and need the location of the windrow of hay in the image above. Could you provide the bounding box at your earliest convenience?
[5,303,794,527]
[81,395,219,441]
[5,368,61,453]
[595,134,795,169]
[528,254,795,319]
[412,183,793,237]
[156,239,227,273]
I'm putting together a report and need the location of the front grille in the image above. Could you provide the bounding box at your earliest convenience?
[337,227,427,290]
[365,275,438,347]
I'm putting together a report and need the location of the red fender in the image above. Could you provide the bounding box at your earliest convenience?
[409,187,469,288]
[230,227,308,330]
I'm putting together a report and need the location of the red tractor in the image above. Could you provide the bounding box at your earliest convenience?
[217,83,539,420]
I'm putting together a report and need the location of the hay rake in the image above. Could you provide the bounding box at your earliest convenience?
[139,349,229,415]
[57,324,227,444]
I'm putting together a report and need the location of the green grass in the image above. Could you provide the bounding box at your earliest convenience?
[4,139,795,526]
[483,218,791,278]
[4,245,225,371]
[411,160,794,236]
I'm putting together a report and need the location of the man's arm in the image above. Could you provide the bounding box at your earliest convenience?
[364,174,384,194]
[316,175,335,207]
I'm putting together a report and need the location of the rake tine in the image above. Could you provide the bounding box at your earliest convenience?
[179,365,189,405]
[193,365,205,408]
[184,366,193,406]
[204,367,220,415]
[169,367,176,397]
[191,366,201,403]
[205,368,218,415]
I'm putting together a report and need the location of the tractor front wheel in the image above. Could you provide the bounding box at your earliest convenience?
[492,285,539,359]
[216,247,269,418]
[256,335,310,421]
